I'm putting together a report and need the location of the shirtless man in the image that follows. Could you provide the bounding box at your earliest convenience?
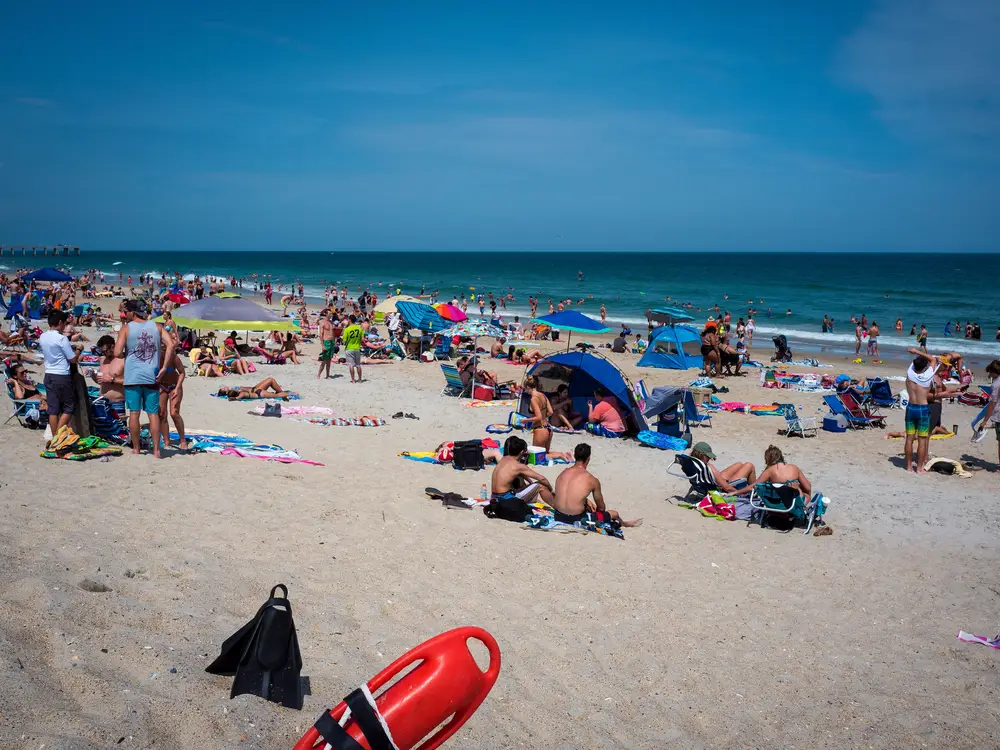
[904,348,963,473]
[756,445,812,495]
[490,436,554,505]
[868,321,880,358]
[551,443,642,527]
[88,334,126,415]
[855,321,863,356]
[316,310,337,379]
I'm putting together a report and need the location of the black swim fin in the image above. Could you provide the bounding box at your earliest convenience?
[206,583,304,709]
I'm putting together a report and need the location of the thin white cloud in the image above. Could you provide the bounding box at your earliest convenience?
[15,97,55,108]
[837,0,1000,147]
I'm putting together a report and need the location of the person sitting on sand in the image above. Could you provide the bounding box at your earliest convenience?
[218,340,250,375]
[490,436,555,504]
[278,333,301,364]
[755,445,812,495]
[88,334,126,415]
[550,384,582,429]
[217,377,292,401]
[689,441,756,494]
[196,345,224,377]
[490,339,508,358]
[550,443,642,527]
[587,387,626,434]
[7,362,46,411]
[512,348,543,365]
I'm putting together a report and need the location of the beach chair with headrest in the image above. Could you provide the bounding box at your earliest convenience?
[252,345,286,365]
[782,404,817,438]
[823,394,873,430]
[682,390,713,428]
[440,363,470,397]
[748,482,827,534]
[667,453,747,501]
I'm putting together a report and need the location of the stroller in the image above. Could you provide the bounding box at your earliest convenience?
[770,335,793,363]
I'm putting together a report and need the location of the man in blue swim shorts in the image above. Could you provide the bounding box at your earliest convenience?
[904,348,962,474]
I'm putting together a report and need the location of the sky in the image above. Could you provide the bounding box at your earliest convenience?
[1,0,998,252]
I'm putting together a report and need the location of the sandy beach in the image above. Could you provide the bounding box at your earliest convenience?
[3,300,999,750]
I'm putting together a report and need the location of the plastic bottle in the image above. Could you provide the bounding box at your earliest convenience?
[480,483,488,502]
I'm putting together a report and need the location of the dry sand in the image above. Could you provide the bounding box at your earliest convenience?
[2,316,999,749]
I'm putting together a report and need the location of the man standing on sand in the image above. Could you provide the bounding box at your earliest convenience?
[316,310,337,379]
[551,443,642,527]
[868,321,881,358]
[114,300,174,458]
[39,309,80,436]
[855,320,863,355]
[903,348,962,474]
[341,314,364,384]
[88,334,125,417]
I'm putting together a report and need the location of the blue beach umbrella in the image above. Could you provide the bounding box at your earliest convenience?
[532,310,610,350]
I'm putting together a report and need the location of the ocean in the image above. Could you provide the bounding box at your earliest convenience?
[5,250,998,362]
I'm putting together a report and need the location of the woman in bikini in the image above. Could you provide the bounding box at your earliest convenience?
[522,375,554,451]
[196,345,224,377]
[218,377,291,401]
[158,350,187,450]
[700,323,720,377]
[218,339,250,375]
[279,332,301,364]
[8,363,47,411]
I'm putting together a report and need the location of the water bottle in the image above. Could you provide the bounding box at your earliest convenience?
[480,483,488,502]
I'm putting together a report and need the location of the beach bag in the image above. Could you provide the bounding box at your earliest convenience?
[452,440,485,471]
[482,495,530,523]
[262,402,282,418]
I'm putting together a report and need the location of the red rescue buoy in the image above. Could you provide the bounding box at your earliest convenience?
[294,626,500,750]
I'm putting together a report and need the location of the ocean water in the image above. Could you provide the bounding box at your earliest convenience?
[6,250,998,361]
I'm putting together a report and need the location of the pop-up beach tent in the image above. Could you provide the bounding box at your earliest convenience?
[525,350,647,433]
[638,324,703,370]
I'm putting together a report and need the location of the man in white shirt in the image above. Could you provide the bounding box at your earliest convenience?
[387,311,402,341]
[39,309,80,434]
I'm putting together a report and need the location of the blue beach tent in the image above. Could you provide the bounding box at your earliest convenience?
[19,267,74,283]
[525,350,647,433]
[395,300,449,333]
[637,324,704,370]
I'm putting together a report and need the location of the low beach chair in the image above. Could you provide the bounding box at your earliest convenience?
[433,337,453,361]
[782,404,817,438]
[667,453,747,501]
[748,482,826,534]
[823,394,874,430]
[867,378,900,409]
[252,345,287,365]
[682,390,713,428]
[840,390,885,428]
[440,363,470,397]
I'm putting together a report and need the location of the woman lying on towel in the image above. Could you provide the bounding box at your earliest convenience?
[217,377,293,401]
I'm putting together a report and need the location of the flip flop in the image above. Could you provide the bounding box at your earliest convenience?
[813,526,833,536]
[425,487,445,499]
[405,413,420,420]
[392,411,404,419]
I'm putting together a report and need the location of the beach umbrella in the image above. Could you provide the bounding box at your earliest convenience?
[216,291,241,299]
[373,294,420,323]
[155,296,299,332]
[434,302,468,322]
[167,292,189,304]
[439,320,507,396]
[532,310,610,351]
[648,306,695,326]
[395,301,449,333]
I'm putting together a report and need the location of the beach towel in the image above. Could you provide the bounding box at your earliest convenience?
[923,457,973,477]
[585,423,623,438]
[957,631,1000,651]
[524,505,625,539]
[41,430,123,461]
[212,392,301,401]
[886,432,955,441]
[218,447,324,466]
[296,416,386,427]
[399,451,441,464]
[461,399,518,408]
[251,405,335,416]
[636,430,689,451]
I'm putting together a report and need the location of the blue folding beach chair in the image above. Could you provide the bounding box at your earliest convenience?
[748,482,827,534]
[782,404,817,438]
[867,378,899,409]
[440,363,470,397]
[682,390,713,428]
[3,361,45,427]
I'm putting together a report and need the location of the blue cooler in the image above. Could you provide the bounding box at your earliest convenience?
[823,417,847,433]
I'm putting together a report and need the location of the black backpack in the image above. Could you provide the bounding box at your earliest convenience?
[483,494,530,522]
[452,440,485,471]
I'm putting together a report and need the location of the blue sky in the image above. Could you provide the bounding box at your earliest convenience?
[1,1,997,252]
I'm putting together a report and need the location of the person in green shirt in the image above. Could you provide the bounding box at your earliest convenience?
[341,315,364,383]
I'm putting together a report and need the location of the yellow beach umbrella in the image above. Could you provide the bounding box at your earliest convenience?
[373,294,420,323]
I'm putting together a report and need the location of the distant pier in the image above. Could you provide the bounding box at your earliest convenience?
[0,245,81,257]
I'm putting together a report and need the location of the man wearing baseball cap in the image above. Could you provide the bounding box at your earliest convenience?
[689,441,756,494]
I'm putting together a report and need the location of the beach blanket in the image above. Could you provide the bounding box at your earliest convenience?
[218,446,324,466]
[250,405,335,416]
[957,631,1000,651]
[212,393,301,401]
[524,504,625,539]
[295,416,386,427]
[461,399,518,408]
[705,400,786,416]
[636,430,689,451]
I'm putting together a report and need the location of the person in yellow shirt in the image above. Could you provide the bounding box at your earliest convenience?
[341,315,364,384]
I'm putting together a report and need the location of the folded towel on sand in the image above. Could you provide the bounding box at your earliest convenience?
[957,631,1000,651]
[296,416,386,427]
